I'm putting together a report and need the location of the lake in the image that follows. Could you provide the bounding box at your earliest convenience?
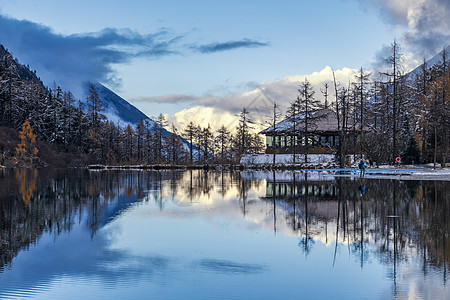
[0,168,449,299]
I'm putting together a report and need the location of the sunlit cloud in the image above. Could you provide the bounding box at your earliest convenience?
[159,66,360,133]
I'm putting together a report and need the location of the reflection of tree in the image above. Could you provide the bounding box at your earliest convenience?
[298,172,315,256]
[15,168,37,206]
[237,172,252,216]
[261,174,450,277]
[0,169,172,268]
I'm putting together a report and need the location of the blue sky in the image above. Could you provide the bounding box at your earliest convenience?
[0,0,448,129]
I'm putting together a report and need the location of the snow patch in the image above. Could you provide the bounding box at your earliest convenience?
[240,154,335,166]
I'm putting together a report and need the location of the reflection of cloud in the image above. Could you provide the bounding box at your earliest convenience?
[0,220,171,298]
[197,259,267,274]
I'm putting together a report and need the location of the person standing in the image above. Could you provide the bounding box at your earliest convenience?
[358,159,366,177]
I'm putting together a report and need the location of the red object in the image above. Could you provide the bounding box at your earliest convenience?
[396,156,401,163]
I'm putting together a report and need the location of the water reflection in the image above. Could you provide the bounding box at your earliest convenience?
[264,171,449,270]
[0,168,448,299]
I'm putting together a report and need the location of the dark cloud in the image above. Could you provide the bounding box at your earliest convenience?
[194,39,269,54]
[0,14,269,97]
[403,31,449,59]
[359,0,449,64]
[0,15,182,95]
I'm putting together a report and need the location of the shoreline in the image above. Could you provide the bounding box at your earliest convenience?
[3,164,449,180]
[83,164,450,181]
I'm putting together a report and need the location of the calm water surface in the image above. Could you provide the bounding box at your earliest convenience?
[0,169,449,299]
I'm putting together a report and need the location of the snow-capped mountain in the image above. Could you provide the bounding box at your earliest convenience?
[80,81,192,149]
[82,81,152,126]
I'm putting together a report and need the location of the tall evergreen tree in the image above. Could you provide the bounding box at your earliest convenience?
[215,125,231,163]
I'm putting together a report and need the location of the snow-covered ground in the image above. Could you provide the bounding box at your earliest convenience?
[241,168,450,181]
[240,154,450,180]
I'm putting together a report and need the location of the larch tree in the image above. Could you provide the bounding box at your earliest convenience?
[269,101,281,166]
[183,121,198,164]
[382,40,404,164]
[331,68,344,167]
[236,108,252,157]
[86,84,105,131]
[354,67,371,158]
[320,82,330,109]
[166,123,185,165]
[286,97,300,164]
[15,120,38,166]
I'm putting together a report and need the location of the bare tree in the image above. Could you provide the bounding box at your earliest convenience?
[354,67,371,158]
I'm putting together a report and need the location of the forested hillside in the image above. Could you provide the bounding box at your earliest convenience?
[0,45,189,167]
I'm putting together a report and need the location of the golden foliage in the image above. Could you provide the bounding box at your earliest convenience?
[15,168,37,206]
[15,120,38,166]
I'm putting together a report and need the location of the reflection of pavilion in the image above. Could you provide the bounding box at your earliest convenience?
[266,180,338,201]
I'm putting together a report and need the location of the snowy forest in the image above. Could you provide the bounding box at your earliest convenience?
[0,42,449,167]
[0,44,263,167]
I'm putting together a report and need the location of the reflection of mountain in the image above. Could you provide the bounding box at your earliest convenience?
[0,169,177,268]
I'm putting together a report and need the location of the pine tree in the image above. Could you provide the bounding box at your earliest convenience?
[153,114,168,163]
[215,125,231,163]
[296,78,321,163]
[122,124,135,163]
[198,124,213,163]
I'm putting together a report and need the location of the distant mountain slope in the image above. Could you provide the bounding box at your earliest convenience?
[407,45,449,79]
[82,82,151,125]
[81,82,192,150]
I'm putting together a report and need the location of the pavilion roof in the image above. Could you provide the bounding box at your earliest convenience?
[259,108,357,135]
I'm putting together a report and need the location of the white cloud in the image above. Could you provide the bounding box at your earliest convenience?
[163,66,360,134]
[165,106,238,133]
